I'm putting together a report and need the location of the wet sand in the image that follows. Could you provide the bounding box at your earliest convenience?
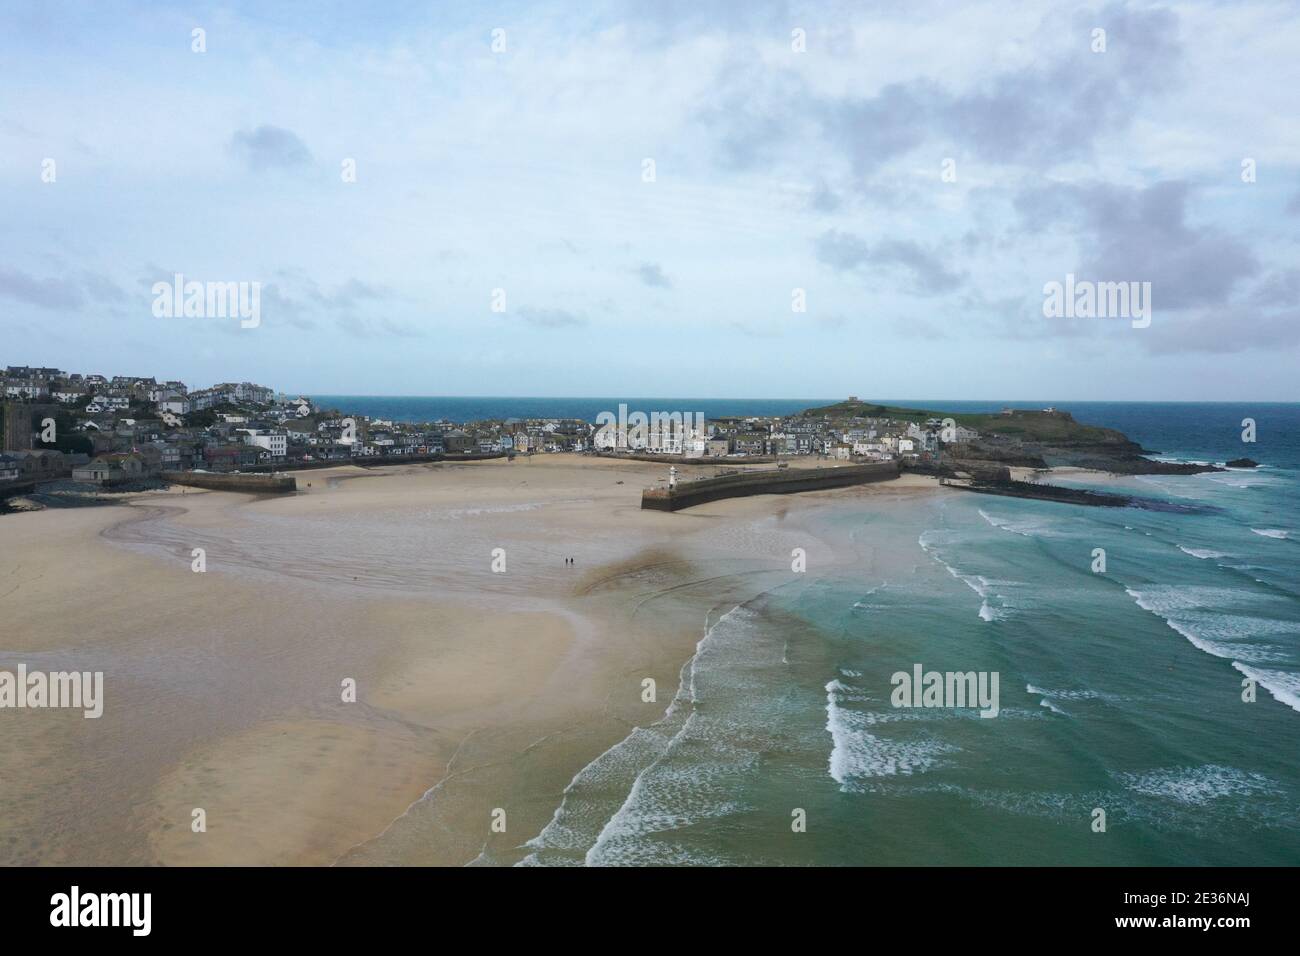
[0,455,940,865]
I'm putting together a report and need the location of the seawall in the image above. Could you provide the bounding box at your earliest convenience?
[162,471,297,494]
[641,461,899,512]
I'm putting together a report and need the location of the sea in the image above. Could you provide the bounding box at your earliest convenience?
[319,397,1300,865]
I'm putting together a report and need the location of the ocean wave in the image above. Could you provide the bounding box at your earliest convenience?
[1124,586,1296,664]
[1026,683,1122,704]
[521,605,750,866]
[1251,528,1290,539]
[918,531,1009,621]
[825,680,956,788]
[1232,663,1300,714]
[579,604,790,865]
[1113,765,1278,805]
[1177,545,1228,559]
[977,509,1062,538]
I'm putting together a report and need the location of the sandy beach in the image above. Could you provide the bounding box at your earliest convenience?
[0,455,940,866]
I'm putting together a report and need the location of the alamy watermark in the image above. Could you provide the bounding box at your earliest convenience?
[0,664,103,718]
[1042,273,1151,329]
[152,273,261,328]
[594,403,707,453]
[50,886,150,936]
[890,663,999,718]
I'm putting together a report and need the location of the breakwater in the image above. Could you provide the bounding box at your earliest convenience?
[945,478,1130,507]
[641,461,899,512]
[161,471,297,494]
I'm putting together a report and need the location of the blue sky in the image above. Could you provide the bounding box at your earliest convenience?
[2,0,1298,399]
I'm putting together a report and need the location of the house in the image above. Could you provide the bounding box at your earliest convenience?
[852,439,889,458]
[241,429,287,459]
[443,430,475,453]
[0,454,21,482]
[72,453,145,485]
[89,395,130,410]
[203,445,261,471]
[704,436,731,458]
[3,379,49,399]
[5,449,68,480]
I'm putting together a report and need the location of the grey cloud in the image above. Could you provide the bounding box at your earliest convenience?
[820,83,938,179]
[0,266,127,309]
[517,307,586,328]
[231,125,312,170]
[728,320,782,338]
[77,270,127,304]
[868,240,965,295]
[635,262,672,289]
[1142,308,1300,355]
[258,276,397,330]
[1250,270,1300,307]
[312,278,393,309]
[1020,180,1258,310]
[260,284,317,330]
[813,229,870,271]
[336,315,423,338]
[808,178,843,213]
[814,230,964,294]
[703,3,1182,183]
[940,5,1180,166]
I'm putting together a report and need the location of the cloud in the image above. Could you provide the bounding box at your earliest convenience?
[813,230,871,272]
[256,276,398,331]
[336,315,423,338]
[635,262,672,289]
[1142,308,1300,355]
[311,278,394,309]
[1018,180,1258,310]
[867,240,965,295]
[0,266,125,309]
[814,231,964,294]
[77,270,127,304]
[517,307,586,328]
[699,3,1183,186]
[808,178,843,214]
[230,125,312,170]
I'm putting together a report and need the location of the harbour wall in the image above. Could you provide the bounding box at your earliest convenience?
[641,461,899,512]
[162,471,298,494]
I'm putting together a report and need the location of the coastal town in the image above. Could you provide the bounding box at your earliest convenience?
[0,365,994,500]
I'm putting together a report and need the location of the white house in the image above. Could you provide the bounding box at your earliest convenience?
[243,430,287,458]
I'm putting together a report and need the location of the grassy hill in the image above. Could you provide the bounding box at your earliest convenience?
[799,400,1134,447]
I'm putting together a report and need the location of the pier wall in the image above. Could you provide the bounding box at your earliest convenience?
[162,471,297,494]
[641,461,898,512]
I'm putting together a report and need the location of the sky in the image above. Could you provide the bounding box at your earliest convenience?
[2,0,1298,400]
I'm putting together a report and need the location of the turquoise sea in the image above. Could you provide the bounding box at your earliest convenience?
[323,398,1300,865]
